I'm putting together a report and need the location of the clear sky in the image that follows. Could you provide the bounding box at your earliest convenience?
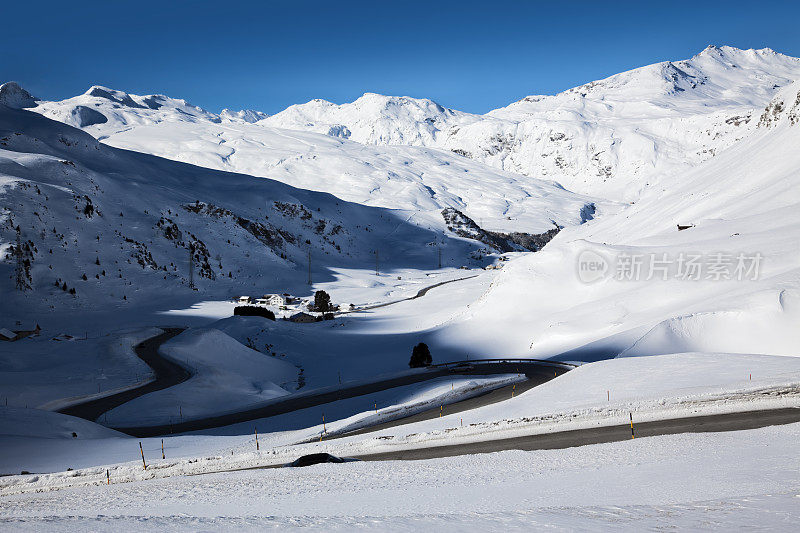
[3,0,799,115]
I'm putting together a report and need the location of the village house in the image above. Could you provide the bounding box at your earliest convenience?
[0,324,41,342]
[288,312,317,323]
[265,294,287,306]
[237,296,252,304]
[252,294,288,306]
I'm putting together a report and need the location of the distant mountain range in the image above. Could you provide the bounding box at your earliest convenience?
[27,46,799,203]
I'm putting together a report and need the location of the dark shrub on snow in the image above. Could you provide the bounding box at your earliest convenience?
[233,306,276,320]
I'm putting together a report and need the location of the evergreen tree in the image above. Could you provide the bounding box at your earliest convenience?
[409,343,432,368]
[314,290,332,312]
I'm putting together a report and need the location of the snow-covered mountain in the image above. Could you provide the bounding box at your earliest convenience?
[31,85,599,235]
[262,46,800,200]
[35,85,227,130]
[32,46,800,206]
[263,92,467,145]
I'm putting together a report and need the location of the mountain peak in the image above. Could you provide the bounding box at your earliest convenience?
[0,81,37,109]
[83,85,145,108]
[220,108,269,123]
[693,44,791,63]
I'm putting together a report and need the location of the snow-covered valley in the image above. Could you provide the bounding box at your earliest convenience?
[2,43,800,530]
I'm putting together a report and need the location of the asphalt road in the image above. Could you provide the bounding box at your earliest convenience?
[57,328,188,421]
[113,361,569,437]
[326,377,541,439]
[359,275,479,310]
[352,407,800,462]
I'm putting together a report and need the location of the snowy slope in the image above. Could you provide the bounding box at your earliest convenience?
[436,80,800,361]
[2,423,800,530]
[0,97,507,328]
[263,46,800,200]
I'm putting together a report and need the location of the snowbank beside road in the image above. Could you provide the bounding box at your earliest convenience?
[306,352,800,456]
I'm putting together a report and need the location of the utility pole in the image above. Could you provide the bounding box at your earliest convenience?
[307,247,312,285]
[14,227,26,291]
[188,244,195,289]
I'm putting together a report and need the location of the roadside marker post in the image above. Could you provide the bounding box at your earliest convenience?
[255,428,259,451]
[511,383,516,398]
[322,414,326,434]
[106,469,110,485]
[439,405,443,418]
[161,439,165,460]
[139,442,147,470]
[629,413,635,439]
[607,390,610,401]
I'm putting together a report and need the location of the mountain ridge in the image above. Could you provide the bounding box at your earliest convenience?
[29,45,800,202]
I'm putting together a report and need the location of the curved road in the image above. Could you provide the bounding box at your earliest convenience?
[358,274,479,311]
[57,328,188,421]
[113,361,570,437]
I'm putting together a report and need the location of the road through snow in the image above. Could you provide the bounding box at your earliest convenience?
[57,329,188,422]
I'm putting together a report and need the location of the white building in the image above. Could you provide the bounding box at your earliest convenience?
[264,294,287,306]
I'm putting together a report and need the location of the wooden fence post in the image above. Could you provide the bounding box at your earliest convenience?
[139,442,147,470]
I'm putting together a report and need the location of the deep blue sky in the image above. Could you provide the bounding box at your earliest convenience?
[3,0,799,115]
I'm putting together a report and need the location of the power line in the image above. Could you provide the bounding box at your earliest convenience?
[15,227,27,291]
[307,247,312,285]
[188,244,195,289]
